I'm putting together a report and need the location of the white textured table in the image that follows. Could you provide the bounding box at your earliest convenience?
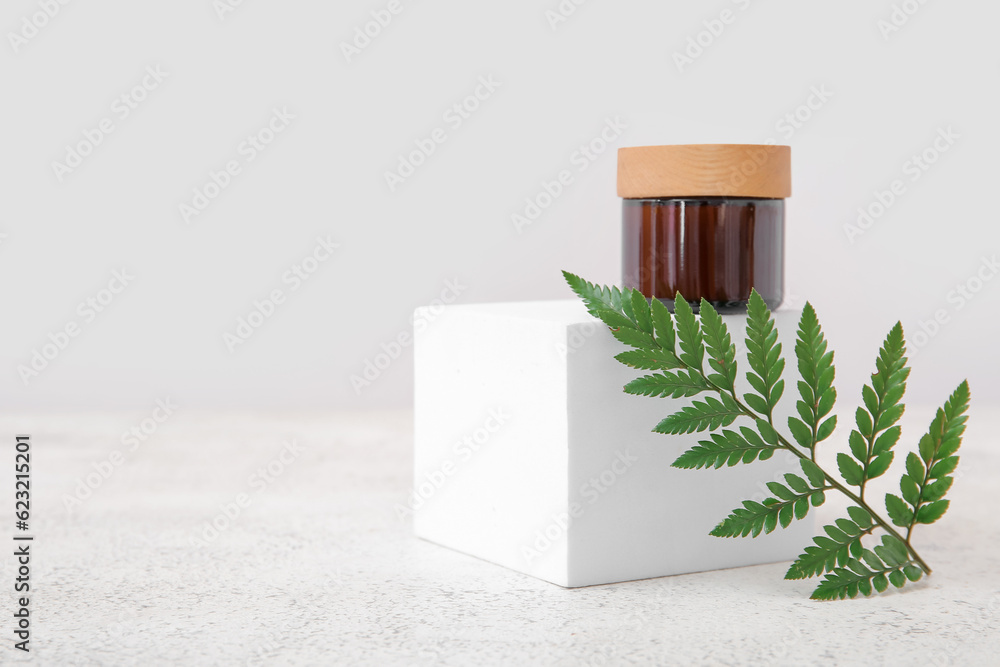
[0,408,998,666]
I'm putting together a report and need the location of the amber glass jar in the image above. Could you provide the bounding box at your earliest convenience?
[618,144,791,313]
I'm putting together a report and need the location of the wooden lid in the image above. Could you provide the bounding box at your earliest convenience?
[617,144,791,198]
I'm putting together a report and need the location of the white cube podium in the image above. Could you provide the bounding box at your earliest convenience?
[413,300,812,588]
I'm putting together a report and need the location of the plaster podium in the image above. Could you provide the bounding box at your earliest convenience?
[413,300,810,588]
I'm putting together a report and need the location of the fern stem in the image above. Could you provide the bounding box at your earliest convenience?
[809,406,819,463]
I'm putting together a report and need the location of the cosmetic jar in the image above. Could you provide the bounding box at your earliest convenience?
[618,144,791,312]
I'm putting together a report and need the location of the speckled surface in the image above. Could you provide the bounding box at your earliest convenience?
[0,407,997,666]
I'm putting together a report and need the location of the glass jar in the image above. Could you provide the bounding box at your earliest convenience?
[618,144,790,313]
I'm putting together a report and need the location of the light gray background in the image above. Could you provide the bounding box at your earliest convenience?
[2,4,998,665]
[2,0,997,411]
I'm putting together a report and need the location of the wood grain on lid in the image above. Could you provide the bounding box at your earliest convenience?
[617,144,791,199]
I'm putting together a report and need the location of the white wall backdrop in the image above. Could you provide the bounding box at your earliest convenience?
[1,0,997,411]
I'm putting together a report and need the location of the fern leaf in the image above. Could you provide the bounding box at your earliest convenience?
[811,536,922,600]
[649,297,676,354]
[672,427,779,470]
[654,394,742,435]
[699,299,738,391]
[785,509,873,580]
[710,473,824,538]
[563,271,618,316]
[793,303,837,450]
[744,289,784,419]
[893,381,970,533]
[624,371,710,399]
[846,323,910,490]
[614,349,685,371]
[629,289,653,334]
[672,293,705,370]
